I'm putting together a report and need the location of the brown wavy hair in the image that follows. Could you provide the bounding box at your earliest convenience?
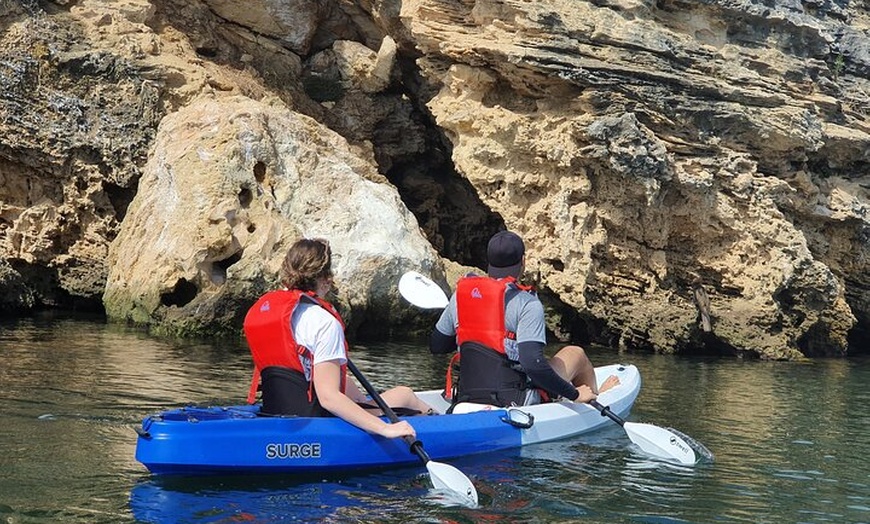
[280,238,332,292]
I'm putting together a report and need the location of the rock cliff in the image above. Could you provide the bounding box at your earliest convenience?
[0,0,867,358]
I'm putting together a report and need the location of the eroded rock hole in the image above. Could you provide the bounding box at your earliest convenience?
[253,161,266,183]
[211,252,242,284]
[102,181,135,222]
[239,187,253,208]
[160,278,198,307]
[196,47,217,58]
[543,258,565,271]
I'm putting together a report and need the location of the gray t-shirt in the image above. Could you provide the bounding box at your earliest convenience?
[435,282,546,361]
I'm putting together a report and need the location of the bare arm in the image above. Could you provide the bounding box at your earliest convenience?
[343,378,368,404]
[313,360,416,439]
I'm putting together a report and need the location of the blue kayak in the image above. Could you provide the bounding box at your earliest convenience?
[135,363,640,476]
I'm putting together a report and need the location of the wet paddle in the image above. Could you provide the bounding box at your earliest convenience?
[398,270,705,465]
[345,359,479,506]
[590,400,696,464]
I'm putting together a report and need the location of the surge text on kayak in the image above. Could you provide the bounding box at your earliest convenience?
[265,442,322,459]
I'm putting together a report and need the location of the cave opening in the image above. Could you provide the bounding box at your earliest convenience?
[373,57,506,269]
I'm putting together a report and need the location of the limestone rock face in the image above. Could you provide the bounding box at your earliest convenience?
[203,0,320,55]
[399,0,869,357]
[0,0,163,309]
[103,95,442,337]
[2,0,868,357]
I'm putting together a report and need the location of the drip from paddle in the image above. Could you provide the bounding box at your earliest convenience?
[398,270,711,466]
[346,359,479,506]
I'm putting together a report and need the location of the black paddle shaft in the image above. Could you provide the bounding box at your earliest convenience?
[589,399,626,427]
[346,359,432,463]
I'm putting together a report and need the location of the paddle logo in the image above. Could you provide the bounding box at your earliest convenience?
[669,435,691,455]
[265,442,322,459]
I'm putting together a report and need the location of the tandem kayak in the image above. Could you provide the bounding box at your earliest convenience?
[135,363,640,476]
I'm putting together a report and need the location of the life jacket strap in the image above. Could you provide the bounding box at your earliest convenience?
[443,352,461,400]
[246,366,261,404]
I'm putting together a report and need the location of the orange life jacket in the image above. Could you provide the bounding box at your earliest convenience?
[243,290,347,407]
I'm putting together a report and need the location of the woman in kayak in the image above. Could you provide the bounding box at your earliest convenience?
[244,237,433,440]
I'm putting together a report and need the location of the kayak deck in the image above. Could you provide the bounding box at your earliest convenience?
[135,363,640,475]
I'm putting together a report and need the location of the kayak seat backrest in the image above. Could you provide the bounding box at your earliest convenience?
[260,366,329,417]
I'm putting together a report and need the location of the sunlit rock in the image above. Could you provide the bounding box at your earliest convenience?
[103,95,441,337]
[400,0,868,357]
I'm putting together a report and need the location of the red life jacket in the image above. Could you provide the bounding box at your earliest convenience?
[447,275,544,407]
[243,289,347,407]
[455,275,518,352]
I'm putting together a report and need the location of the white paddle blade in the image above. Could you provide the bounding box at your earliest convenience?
[624,422,697,465]
[426,461,479,506]
[399,271,449,309]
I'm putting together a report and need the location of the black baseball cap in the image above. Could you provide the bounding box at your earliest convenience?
[487,231,525,278]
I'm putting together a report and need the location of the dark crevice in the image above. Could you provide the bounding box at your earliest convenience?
[848,322,870,356]
[195,46,218,58]
[542,258,565,272]
[238,186,253,208]
[3,259,105,314]
[386,154,504,269]
[377,57,505,270]
[212,251,243,284]
[50,294,105,314]
[103,180,136,223]
[538,289,594,345]
[216,251,242,272]
[688,332,757,358]
[160,278,198,307]
[253,161,266,183]
[797,321,848,357]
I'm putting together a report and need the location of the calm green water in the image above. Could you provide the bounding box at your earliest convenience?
[1,315,868,523]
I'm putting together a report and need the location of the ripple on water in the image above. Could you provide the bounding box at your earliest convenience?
[772,469,826,481]
[4,322,870,524]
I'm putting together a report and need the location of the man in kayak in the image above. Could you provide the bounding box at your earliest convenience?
[244,237,433,439]
[429,230,619,408]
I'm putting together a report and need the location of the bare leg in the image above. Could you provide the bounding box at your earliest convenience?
[549,345,620,394]
[378,386,435,414]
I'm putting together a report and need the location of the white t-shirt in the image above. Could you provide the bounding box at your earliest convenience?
[290,301,346,380]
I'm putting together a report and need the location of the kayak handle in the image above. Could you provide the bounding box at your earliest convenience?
[500,407,534,429]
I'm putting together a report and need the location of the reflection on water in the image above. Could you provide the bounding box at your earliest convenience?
[1,315,869,523]
[129,474,428,523]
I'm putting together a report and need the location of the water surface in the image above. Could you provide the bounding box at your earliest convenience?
[1,315,867,523]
